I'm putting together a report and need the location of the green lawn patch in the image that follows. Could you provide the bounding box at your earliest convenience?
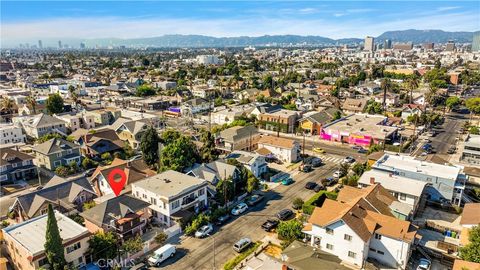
[302,190,338,215]
[223,241,262,270]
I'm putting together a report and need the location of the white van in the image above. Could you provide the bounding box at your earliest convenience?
[148,244,176,266]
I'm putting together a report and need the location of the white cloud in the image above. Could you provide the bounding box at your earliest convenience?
[436,6,460,12]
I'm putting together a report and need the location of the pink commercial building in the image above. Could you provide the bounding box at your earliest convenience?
[320,114,397,147]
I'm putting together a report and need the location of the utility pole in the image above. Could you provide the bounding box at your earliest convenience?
[213,236,216,270]
[302,131,306,164]
[276,115,281,137]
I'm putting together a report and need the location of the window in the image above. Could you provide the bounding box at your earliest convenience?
[12,163,18,168]
[377,250,385,255]
[426,177,432,182]
[369,248,377,252]
[142,194,147,199]
[344,234,352,241]
[136,191,139,197]
[38,258,49,267]
[326,228,334,235]
[172,200,180,209]
[67,149,72,154]
[57,152,62,158]
[374,233,382,240]
[198,188,205,196]
[66,242,81,254]
[151,198,157,205]
[326,243,334,250]
[399,193,406,201]
[348,251,356,258]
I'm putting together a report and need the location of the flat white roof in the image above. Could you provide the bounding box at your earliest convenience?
[359,170,427,197]
[3,211,89,256]
[374,154,461,181]
[323,114,397,139]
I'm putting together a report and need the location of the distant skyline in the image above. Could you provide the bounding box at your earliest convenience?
[1,1,479,46]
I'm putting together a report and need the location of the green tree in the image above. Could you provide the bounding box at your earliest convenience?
[44,204,67,270]
[122,235,143,254]
[466,97,480,115]
[36,133,64,143]
[459,225,480,263]
[246,173,259,193]
[46,93,64,115]
[339,163,350,177]
[136,84,156,97]
[470,126,480,135]
[445,96,461,111]
[352,163,365,176]
[83,201,96,210]
[332,111,342,121]
[160,135,198,172]
[140,126,160,167]
[88,232,118,261]
[26,95,37,114]
[277,219,303,242]
[199,130,218,163]
[82,157,97,169]
[292,198,304,210]
[160,129,181,145]
[364,100,383,114]
[101,152,113,164]
[406,77,419,104]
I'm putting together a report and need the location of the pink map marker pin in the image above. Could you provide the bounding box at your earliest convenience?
[108,168,127,196]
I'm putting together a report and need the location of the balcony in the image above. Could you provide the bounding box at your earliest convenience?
[181,195,199,210]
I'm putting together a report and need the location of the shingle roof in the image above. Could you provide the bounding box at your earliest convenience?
[0,148,34,166]
[14,177,96,219]
[32,138,79,155]
[188,161,237,184]
[220,125,258,142]
[308,184,417,243]
[257,135,296,149]
[24,113,64,128]
[80,194,150,227]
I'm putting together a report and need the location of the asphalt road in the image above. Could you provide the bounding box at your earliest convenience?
[155,162,338,270]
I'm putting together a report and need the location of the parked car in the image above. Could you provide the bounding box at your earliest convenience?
[343,156,355,164]
[357,148,368,154]
[333,170,342,178]
[195,224,214,238]
[83,168,96,177]
[314,184,325,192]
[215,214,231,226]
[313,147,325,154]
[246,194,264,206]
[416,258,431,270]
[324,177,337,186]
[351,146,362,150]
[276,209,294,220]
[281,177,294,185]
[148,244,176,266]
[231,203,248,215]
[233,238,252,253]
[422,144,432,150]
[305,157,322,167]
[304,182,317,190]
[129,155,143,161]
[447,147,456,154]
[302,164,313,172]
[261,219,279,232]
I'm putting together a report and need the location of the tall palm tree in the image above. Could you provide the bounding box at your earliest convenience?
[406,77,419,104]
[1,97,15,122]
[26,95,37,114]
[381,78,391,111]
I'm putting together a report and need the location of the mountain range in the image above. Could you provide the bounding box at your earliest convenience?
[82,29,475,47]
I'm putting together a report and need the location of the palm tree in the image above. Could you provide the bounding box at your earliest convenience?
[425,85,438,129]
[26,95,37,114]
[406,77,419,104]
[1,97,15,122]
[381,78,391,111]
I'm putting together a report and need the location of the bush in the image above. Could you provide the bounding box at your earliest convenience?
[154,232,168,245]
[55,165,69,177]
[1,220,10,228]
[302,191,338,215]
[83,201,96,210]
[292,198,304,210]
[184,213,210,236]
[277,219,303,241]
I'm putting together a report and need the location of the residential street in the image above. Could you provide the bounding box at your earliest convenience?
[156,162,338,270]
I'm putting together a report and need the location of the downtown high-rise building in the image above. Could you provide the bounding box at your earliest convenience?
[445,40,455,51]
[80,42,86,49]
[383,39,392,49]
[58,40,62,49]
[472,31,480,52]
[364,36,375,51]
[38,40,43,49]
[423,43,434,50]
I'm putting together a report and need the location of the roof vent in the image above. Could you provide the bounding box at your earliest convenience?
[164,179,171,183]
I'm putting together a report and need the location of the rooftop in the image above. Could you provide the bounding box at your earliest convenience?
[374,154,462,181]
[133,170,207,199]
[3,211,89,256]
[322,113,397,139]
[465,134,480,147]
[359,170,427,198]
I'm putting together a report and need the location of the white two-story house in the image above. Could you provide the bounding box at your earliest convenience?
[132,170,208,227]
[257,135,300,163]
[303,184,418,269]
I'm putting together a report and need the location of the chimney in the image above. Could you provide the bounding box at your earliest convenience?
[370,177,375,184]
[127,161,131,168]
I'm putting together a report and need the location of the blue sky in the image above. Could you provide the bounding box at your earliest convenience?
[2,1,479,43]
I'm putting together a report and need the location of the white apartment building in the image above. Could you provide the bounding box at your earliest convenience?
[0,123,26,145]
[132,170,208,227]
[303,185,417,269]
[196,55,221,65]
[257,135,300,164]
[55,112,96,132]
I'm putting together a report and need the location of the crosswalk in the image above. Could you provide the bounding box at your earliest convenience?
[315,154,344,164]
